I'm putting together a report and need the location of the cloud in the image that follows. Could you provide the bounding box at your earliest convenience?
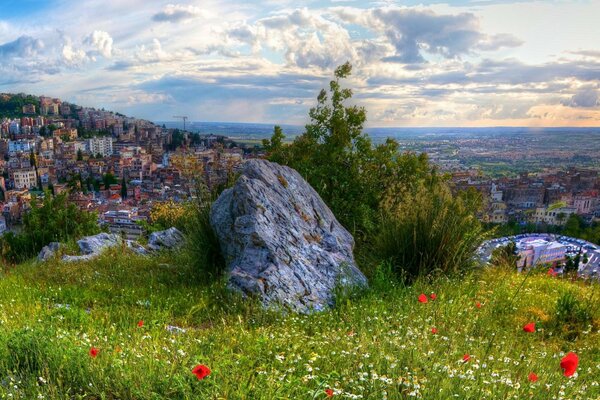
[152,4,203,23]
[563,88,599,108]
[84,30,113,58]
[367,8,522,63]
[0,35,44,58]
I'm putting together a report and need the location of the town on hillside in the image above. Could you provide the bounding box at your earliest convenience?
[0,93,259,239]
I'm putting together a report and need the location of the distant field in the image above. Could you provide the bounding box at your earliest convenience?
[0,249,598,399]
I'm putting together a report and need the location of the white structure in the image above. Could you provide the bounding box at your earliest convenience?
[8,121,20,135]
[10,168,38,190]
[86,137,113,157]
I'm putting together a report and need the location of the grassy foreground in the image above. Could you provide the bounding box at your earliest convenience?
[0,248,598,399]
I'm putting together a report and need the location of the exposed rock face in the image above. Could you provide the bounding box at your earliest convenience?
[38,242,61,262]
[210,159,367,313]
[148,227,185,251]
[62,233,121,262]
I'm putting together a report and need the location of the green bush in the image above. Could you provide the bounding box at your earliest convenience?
[0,192,100,263]
[549,291,594,340]
[182,188,225,283]
[373,182,487,282]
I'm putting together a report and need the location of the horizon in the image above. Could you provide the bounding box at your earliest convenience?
[0,1,598,127]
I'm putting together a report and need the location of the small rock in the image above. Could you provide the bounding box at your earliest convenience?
[38,242,61,262]
[148,227,185,251]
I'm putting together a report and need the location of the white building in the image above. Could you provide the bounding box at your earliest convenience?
[86,137,113,157]
[10,168,38,190]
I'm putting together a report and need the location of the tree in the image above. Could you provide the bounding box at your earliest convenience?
[121,177,128,199]
[266,62,435,239]
[491,241,520,268]
[77,149,83,161]
[103,173,118,190]
[262,126,285,162]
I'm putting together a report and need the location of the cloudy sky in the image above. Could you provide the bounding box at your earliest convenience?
[0,0,599,127]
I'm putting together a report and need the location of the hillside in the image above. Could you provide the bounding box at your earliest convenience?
[0,248,598,399]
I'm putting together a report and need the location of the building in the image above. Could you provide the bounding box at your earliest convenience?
[10,168,38,190]
[516,238,567,267]
[22,104,36,114]
[86,137,113,157]
[8,139,35,155]
[531,206,577,225]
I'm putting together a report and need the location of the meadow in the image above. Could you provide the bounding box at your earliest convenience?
[0,247,598,399]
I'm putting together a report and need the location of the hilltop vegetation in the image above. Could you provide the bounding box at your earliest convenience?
[0,250,598,399]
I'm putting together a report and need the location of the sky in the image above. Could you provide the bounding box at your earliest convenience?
[0,0,599,127]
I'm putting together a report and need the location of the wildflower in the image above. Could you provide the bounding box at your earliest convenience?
[475,301,482,309]
[137,320,144,328]
[192,364,211,380]
[431,327,438,334]
[429,293,437,300]
[463,354,471,362]
[547,268,558,277]
[523,323,536,333]
[560,353,578,377]
[528,372,538,382]
[418,294,428,303]
[325,388,334,397]
[89,347,99,358]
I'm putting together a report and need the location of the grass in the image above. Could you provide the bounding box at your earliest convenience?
[0,249,598,399]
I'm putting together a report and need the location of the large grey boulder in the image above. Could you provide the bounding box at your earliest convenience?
[148,227,185,251]
[38,242,61,262]
[210,159,367,313]
[62,233,121,262]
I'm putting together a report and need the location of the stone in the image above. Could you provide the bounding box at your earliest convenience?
[38,242,61,262]
[148,227,185,251]
[210,159,367,313]
[127,240,150,255]
[62,232,121,262]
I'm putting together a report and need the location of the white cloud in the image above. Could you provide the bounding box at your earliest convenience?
[85,30,114,58]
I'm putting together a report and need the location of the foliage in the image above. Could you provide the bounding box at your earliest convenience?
[181,183,225,282]
[148,200,189,232]
[0,93,40,118]
[374,181,487,282]
[490,241,520,269]
[0,252,597,398]
[548,291,595,340]
[0,192,100,263]
[265,63,437,240]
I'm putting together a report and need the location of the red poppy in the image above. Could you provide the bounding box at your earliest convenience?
[475,301,482,309]
[560,352,578,377]
[429,293,437,300]
[325,388,334,397]
[418,294,428,303]
[137,320,144,328]
[528,372,538,382]
[431,327,438,334]
[89,347,99,358]
[192,364,211,380]
[523,323,535,333]
[463,354,470,362]
[547,268,558,277]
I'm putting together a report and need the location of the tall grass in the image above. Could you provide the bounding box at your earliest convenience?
[374,181,487,282]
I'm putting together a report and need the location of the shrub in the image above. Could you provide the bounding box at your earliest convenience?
[182,186,225,283]
[0,192,100,263]
[549,291,594,340]
[374,182,487,282]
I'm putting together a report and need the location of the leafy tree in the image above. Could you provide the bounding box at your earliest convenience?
[103,173,118,190]
[121,177,128,199]
[267,62,435,238]
[77,149,83,161]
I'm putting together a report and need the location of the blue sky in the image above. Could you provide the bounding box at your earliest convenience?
[0,0,599,126]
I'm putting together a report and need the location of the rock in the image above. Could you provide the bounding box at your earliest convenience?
[61,232,121,262]
[210,159,367,313]
[77,233,121,255]
[148,227,185,251]
[127,240,150,255]
[38,242,61,261]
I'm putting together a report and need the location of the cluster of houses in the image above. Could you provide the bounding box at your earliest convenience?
[0,96,249,238]
[453,169,600,226]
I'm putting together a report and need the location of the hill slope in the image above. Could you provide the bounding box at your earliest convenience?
[0,249,598,399]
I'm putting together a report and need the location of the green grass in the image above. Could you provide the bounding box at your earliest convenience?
[0,249,599,399]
